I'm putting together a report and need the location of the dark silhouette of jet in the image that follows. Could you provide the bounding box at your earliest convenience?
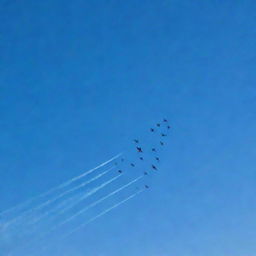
[163,119,168,122]
[152,148,156,152]
[139,157,144,161]
[152,165,157,170]
[145,185,149,189]
[134,139,139,144]
[130,163,135,167]
[155,157,160,162]
[167,125,171,129]
[160,141,164,146]
[150,128,155,132]
[156,123,160,127]
[161,133,167,137]
[136,147,143,153]
[118,170,122,173]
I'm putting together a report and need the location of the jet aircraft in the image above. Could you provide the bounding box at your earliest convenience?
[136,147,143,153]
[152,165,157,170]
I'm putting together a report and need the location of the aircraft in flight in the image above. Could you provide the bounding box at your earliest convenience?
[136,147,143,153]
[152,165,157,170]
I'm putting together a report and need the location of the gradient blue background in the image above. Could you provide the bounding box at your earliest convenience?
[1,0,256,255]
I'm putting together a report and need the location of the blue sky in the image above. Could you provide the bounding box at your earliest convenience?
[1,0,256,255]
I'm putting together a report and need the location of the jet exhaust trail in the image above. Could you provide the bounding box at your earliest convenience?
[5,167,116,228]
[12,173,124,254]
[0,153,121,218]
[54,173,123,217]
[26,167,115,226]
[63,189,144,239]
[51,175,144,231]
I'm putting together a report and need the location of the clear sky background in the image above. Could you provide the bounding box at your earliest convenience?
[1,0,256,255]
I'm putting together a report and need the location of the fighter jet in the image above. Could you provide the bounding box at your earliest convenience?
[136,147,143,153]
[134,139,139,144]
[145,185,149,189]
[155,157,160,162]
[139,157,144,161]
[152,164,157,170]
[156,123,161,127]
[152,148,156,152]
[163,119,168,122]
[160,141,164,146]
[167,125,171,129]
[161,133,167,137]
[150,128,155,132]
[130,163,135,167]
[118,170,122,173]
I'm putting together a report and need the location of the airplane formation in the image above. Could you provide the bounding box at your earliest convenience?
[0,118,171,255]
[116,118,171,189]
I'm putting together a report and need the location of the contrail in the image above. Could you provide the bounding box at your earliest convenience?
[51,175,144,231]
[0,153,121,218]
[26,167,115,226]
[28,192,83,227]
[63,189,144,239]
[14,173,124,254]
[5,168,120,229]
[52,173,123,217]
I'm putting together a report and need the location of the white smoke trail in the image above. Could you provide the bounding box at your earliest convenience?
[27,167,114,226]
[53,173,123,217]
[5,167,116,228]
[29,192,83,226]
[0,153,121,218]
[63,189,144,239]
[51,175,143,231]
[10,173,124,256]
